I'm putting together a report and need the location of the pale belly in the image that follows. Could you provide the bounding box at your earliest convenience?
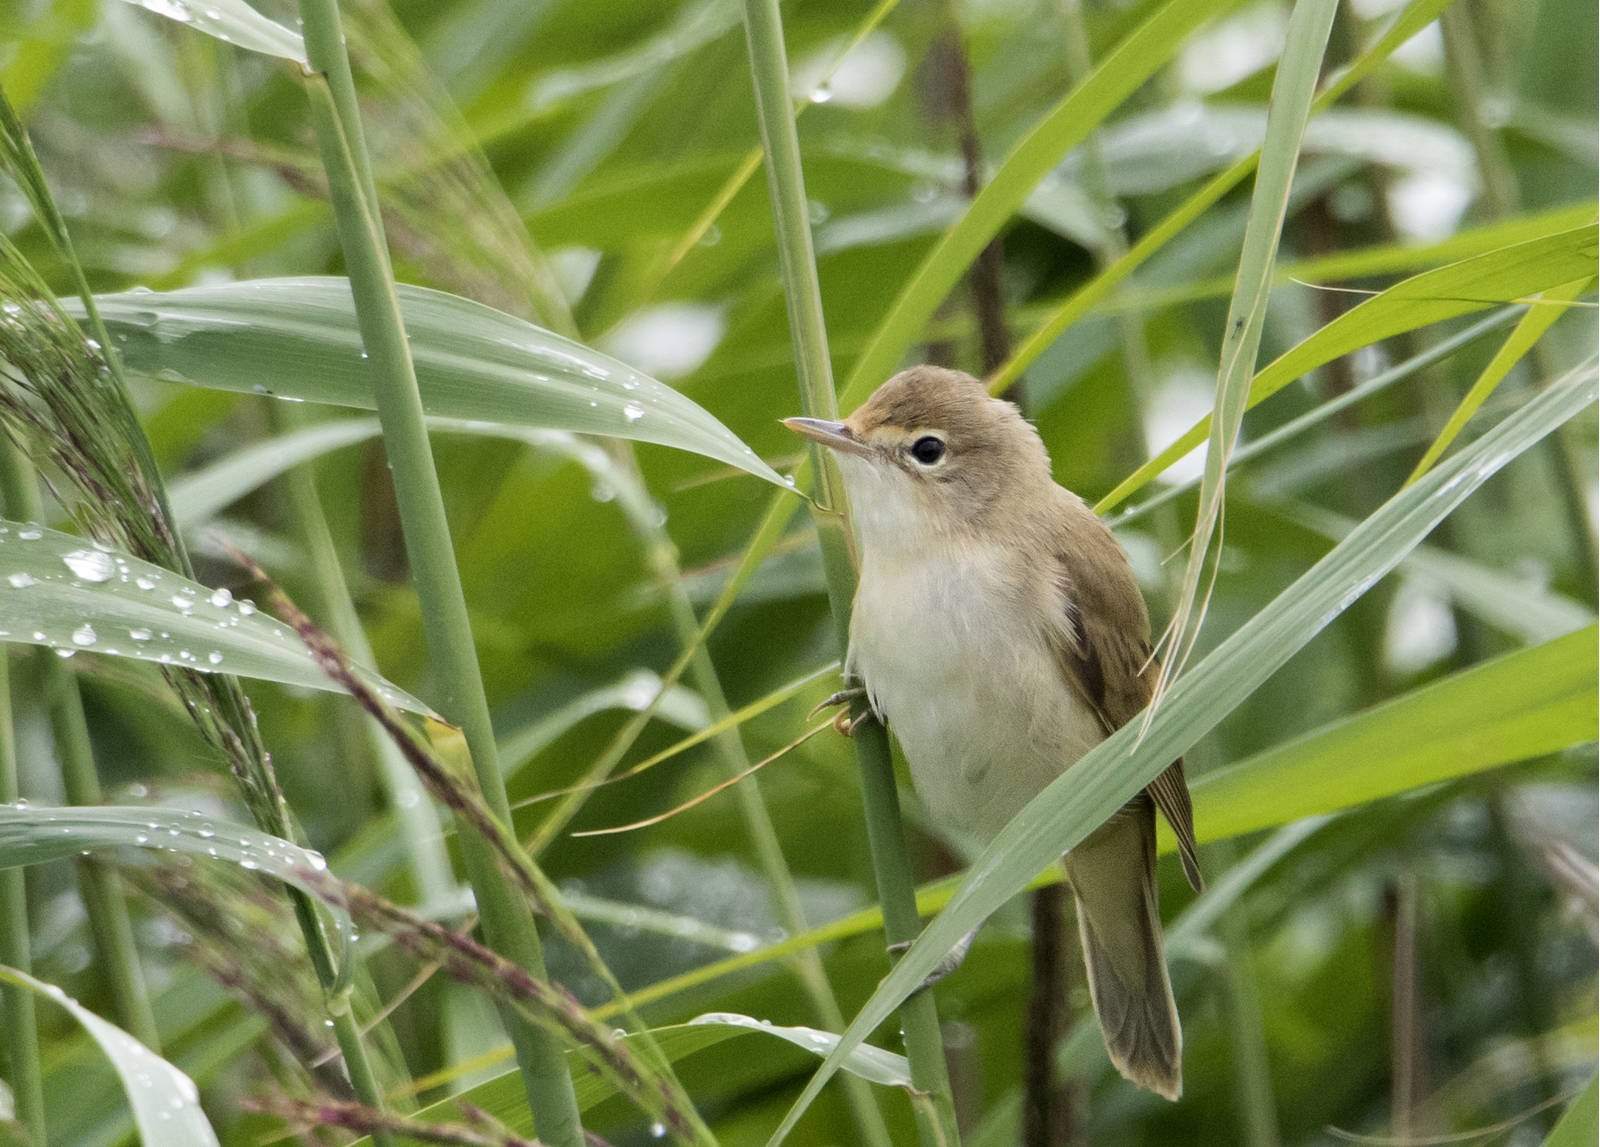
[848,548,1105,842]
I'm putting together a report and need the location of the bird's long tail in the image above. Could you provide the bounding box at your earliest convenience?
[1064,794,1183,1100]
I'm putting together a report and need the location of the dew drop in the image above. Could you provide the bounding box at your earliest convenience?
[7,572,37,588]
[208,587,233,608]
[71,624,97,647]
[63,549,115,582]
[207,651,223,665]
[622,402,645,423]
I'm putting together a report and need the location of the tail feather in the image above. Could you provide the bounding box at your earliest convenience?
[1065,795,1182,1101]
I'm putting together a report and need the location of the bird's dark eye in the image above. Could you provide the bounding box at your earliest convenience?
[909,436,946,465]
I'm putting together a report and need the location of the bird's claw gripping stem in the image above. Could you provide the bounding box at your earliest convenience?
[809,686,878,738]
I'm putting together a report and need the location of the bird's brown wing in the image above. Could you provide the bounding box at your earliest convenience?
[1051,525,1203,893]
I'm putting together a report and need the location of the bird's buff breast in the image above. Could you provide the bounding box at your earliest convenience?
[848,545,1104,842]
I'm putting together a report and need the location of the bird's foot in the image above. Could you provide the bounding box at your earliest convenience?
[809,687,878,738]
[887,928,978,993]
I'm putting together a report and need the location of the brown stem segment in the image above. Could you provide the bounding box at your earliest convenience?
[927,4,1015,386]
[1024,883,1077,1147]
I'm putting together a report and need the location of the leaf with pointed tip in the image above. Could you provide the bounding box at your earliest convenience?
[113,0,305,63]
[0,804,352,975]
[71,278,788,488]
[1544,1077,1599,1147]
[350,1012,912,1145]
[1183,626,1598,848]
[0,520,430,715]
[1099,224,1600,511]
[0,964,220,1147]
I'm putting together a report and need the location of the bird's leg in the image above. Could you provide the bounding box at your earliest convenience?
[887,927,979,992]
[809,686,879,738]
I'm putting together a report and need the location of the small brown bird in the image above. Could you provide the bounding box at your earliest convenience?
[784,365,1201,1100]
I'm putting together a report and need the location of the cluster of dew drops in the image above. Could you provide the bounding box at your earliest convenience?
[0,801,329,880]
[0,523,269,668]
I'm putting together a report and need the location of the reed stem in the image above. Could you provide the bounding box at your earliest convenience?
[0,650,45,1145]
[268,402,456,908]
[295,3,586,1140]
[739,2,962,1142]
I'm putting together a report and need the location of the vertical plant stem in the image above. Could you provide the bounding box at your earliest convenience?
[931,0,1013,382]
[1386,873,1424,1140]
[644,483,896,1147]
[0,655,45,1146]
[739,2,962,1144]
[187,38,453,911]
[294,4,586,1142]
[594,433,891,1145]
[269,401,456,908]
[1060,0,1161,468]
[0,441,160,1053]
[1022,884,1073,1147]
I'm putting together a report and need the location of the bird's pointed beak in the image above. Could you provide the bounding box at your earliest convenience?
[781,417,873,458]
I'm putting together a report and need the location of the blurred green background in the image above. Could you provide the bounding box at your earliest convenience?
[0,0,1594,1144]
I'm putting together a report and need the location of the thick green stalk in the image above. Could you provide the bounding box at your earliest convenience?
[635,465,895,1147]
[294,4,585,1142]
[0,656,46,1145]
[0,441,160,1053]
[193,39,452,912]
[739,2,961,1143]
[269,402,455,908]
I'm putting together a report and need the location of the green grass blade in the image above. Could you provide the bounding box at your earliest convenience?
[1406,276,1595,483]
[1544,1077,1599,1147]
[113,0,305,62]
[168,418,382,526]
[987,0,1468,397]
[0,804,353,970]
[1117,308,1522,525]
[1281,503,1595,643]
[71,279,787,487]
[1183,626,1597,848]
[762,361,1598,1145]
[1107,202,1600,315]
[838,0,1244,404]
[357,1014,915,1144]
[499,670,709,781]
[1155,0,1337,698]
[0,964,220,1147]
[0,520,431,714]
[1098,223,1600,512]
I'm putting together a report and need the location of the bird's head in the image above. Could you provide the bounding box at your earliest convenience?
[782,365,1051,552]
